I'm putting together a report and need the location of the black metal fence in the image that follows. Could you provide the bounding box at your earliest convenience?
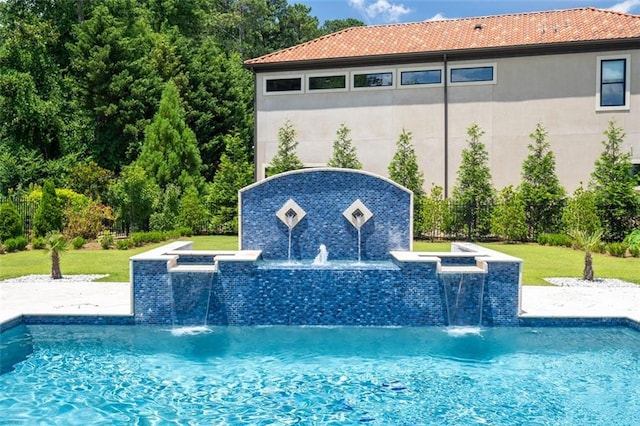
[0,195,494,241]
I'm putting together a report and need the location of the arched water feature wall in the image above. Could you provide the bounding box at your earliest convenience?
[130,169,522,327]
[239,169,412,261]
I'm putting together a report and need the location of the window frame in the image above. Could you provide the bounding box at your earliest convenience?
[306,72,349,93]
[596,55,630,111]
[397,66,444,89]
[448,63,497,86]
[263,74,304,95]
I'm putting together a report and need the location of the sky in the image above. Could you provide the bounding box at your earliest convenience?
[292,0,640,25]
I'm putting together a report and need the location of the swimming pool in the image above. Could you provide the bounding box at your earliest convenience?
[2,325,639,424]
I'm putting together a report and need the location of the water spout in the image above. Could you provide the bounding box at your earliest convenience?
[313,244,329,265]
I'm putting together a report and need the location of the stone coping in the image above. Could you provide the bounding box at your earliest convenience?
[390,242,521,264]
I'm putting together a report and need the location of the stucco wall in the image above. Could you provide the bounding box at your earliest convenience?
[254,50,640,193]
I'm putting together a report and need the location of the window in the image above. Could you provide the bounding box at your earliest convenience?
[450,66,495,83]
[599,58,627,108]
[632,162,640,189]
[353,72,393,88]
[265,77,302,93]
[308,75,346,91]
[400,69,442,86]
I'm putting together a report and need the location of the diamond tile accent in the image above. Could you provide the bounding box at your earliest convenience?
[343,199,373,229]
[276,199,306,229]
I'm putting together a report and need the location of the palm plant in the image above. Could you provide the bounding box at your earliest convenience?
[46,232,68,279]
[568,229,603,281]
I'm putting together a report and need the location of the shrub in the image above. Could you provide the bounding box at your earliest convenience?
[537,233,572,247]
[130,231,167,246]
[0,243,5,254]
[97,231,114,249]
[64,201,114,240]
[624,229,640,252]
[0,201,23,242]
[31,236,46,249]
[629,245,640,258]
[116,239,134,250]
[607,242,628,258]
[4,236,28,252]
[71,236,87,250]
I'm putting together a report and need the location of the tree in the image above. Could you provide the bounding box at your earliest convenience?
[208,133,254,234]
[562,186,601,235]
[569,229,603,281]
[589,120,640,241]
[327,124,362,169]
[108,164,159,233]
[450,123,495,240]
[47,231,68,279]
[0,15,67,160]
[150,184,182,231]
[181,39,254,180]
[388,129,425,235]
[66,161,113,202]
[267,120,304,176]
[491,186,527,242]
[321,18,365,34]
[519,123,566,239]
[422,185,447,240]
[135,79,204,192]
[33,180,63,237]
[177,185,209,233]
[0,200,23,242]
[68,2,163,170]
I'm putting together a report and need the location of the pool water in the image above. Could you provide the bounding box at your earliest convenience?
[1,325,640,425]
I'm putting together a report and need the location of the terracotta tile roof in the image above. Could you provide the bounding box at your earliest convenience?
[245,7,640,66]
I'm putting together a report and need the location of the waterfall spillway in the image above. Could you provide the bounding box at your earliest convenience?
[439,263,487,327]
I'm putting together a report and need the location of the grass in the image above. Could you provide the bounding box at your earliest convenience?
[1,236,638,285]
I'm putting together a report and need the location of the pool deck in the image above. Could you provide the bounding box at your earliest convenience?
[1,277,639,328]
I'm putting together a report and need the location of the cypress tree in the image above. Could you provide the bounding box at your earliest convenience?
[33,180,63,237]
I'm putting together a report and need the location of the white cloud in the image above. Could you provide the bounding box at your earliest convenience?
[347,0,411,23]
[608,0,640,13]
[427,13,447,21]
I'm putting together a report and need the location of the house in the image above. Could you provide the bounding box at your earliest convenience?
[244,7,640,195]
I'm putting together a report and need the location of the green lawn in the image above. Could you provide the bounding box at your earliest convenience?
[1,236,638,285]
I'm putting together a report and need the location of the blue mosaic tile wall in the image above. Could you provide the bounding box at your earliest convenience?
[240,169,412,261]
[213,260,446,326]
[131,260,173,325]
[122,256,519,327]
[483,263,521,326]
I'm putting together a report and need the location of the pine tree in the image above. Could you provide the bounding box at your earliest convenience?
[33,180,63,237]
[590,120,640,241]
[328,124,362,169]
[267,120,304,176]
[136,79,203,192]
[519,123,566,239]
[451,123,495,240]
[388,129,425,235]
